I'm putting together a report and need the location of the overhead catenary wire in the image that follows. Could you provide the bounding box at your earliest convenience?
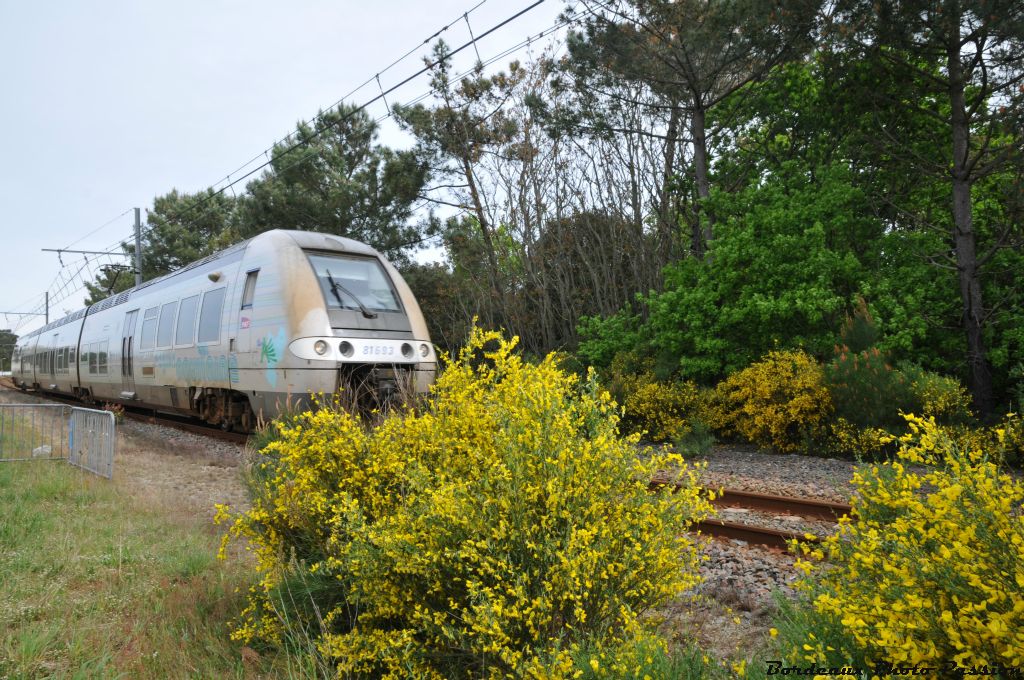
[54,0,552,271]
[15,0,569,334]
[10,2,505,330]
[122,0,550,249]
[203,0,493,204]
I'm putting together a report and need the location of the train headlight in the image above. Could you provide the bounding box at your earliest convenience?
[401,343,414,358]
[314,340,329,356]
[339,341,354,357]
[419,343,429,357]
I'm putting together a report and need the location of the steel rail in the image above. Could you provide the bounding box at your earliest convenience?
[714,488,850,521]
[695,518,821,550]
[649,478,850,552]
[0,381,249,445]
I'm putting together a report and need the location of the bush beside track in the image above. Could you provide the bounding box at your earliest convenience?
[217,328,715,678]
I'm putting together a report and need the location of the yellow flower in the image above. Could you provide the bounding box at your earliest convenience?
[218,326,713,676]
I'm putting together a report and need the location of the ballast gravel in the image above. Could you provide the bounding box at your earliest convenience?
[659,443,858,661]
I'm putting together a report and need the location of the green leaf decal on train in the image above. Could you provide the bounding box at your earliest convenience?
[259,337,278,365]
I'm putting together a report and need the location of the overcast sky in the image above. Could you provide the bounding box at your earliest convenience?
[0,0,565,336]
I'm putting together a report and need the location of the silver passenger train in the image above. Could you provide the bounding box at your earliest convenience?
[12,230,437,430]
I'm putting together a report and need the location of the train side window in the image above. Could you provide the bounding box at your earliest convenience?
[156,301,178,349]
[69,348,76,366]
[198,287,226,344]
[175,295,199,346]
[241,270,259,309]
[89,344,98,375]
[98,342,108,375]
[140,306,159,351]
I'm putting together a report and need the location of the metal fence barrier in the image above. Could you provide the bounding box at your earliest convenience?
[0,403,116,478]
[68,407,116,479]
[0,403,71,461]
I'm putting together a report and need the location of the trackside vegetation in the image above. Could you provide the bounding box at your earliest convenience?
[217,328,715,678]
[780,415,1024,671]
[218,330,1024,676]
[0,461,263,678]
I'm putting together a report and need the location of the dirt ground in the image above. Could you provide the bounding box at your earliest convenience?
[112,422,251,520]
[0,383,250,521]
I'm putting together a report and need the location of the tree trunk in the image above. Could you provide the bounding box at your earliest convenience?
[461,158,504,322]
[691,105,713,258]
[659,102,681,253]
[947,38,994,417]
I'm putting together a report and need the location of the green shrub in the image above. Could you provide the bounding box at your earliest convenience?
[576,311,641,368]
[219,328,713,678]
[824,346,913,428]
[674,418,717,458]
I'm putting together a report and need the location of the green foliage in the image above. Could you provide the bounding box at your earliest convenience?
[220,328,713,678]
[824,347,912,429]
[674,418,716,459]
[0,328,17,371]
[576,314,642,369]
[84,105,430,304]
[642,162,883,383]
[838,298,878,354]
[240,104,429,265]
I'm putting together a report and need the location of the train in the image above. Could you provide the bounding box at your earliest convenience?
[11,230,437,431]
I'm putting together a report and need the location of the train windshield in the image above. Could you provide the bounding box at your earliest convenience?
[306,252,402,313]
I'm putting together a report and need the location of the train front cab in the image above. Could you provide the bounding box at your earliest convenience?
[228,230,437,422]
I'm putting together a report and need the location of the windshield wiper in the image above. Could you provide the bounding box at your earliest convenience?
[326,269,377,319]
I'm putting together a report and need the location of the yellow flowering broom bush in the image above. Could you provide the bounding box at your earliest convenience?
[219,327,713,678]
[706,350,832,453]
[622,376,706,444]
[788,414,1024,668]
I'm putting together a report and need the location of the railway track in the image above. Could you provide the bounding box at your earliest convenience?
[0,381,249,445]
[3,379,849,552]
[121,409,250,445]
[651,478,852,551]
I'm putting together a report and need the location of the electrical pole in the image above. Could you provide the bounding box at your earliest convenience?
[45,292,49,324]
[134,207,142,287]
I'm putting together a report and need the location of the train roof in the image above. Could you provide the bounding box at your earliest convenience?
[21,229,382,340]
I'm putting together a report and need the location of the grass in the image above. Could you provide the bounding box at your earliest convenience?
[0,459,293,679]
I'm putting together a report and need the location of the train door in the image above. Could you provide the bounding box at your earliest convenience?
[121,309,138,398]
[232,269,259,369]
[47,333,59,388]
